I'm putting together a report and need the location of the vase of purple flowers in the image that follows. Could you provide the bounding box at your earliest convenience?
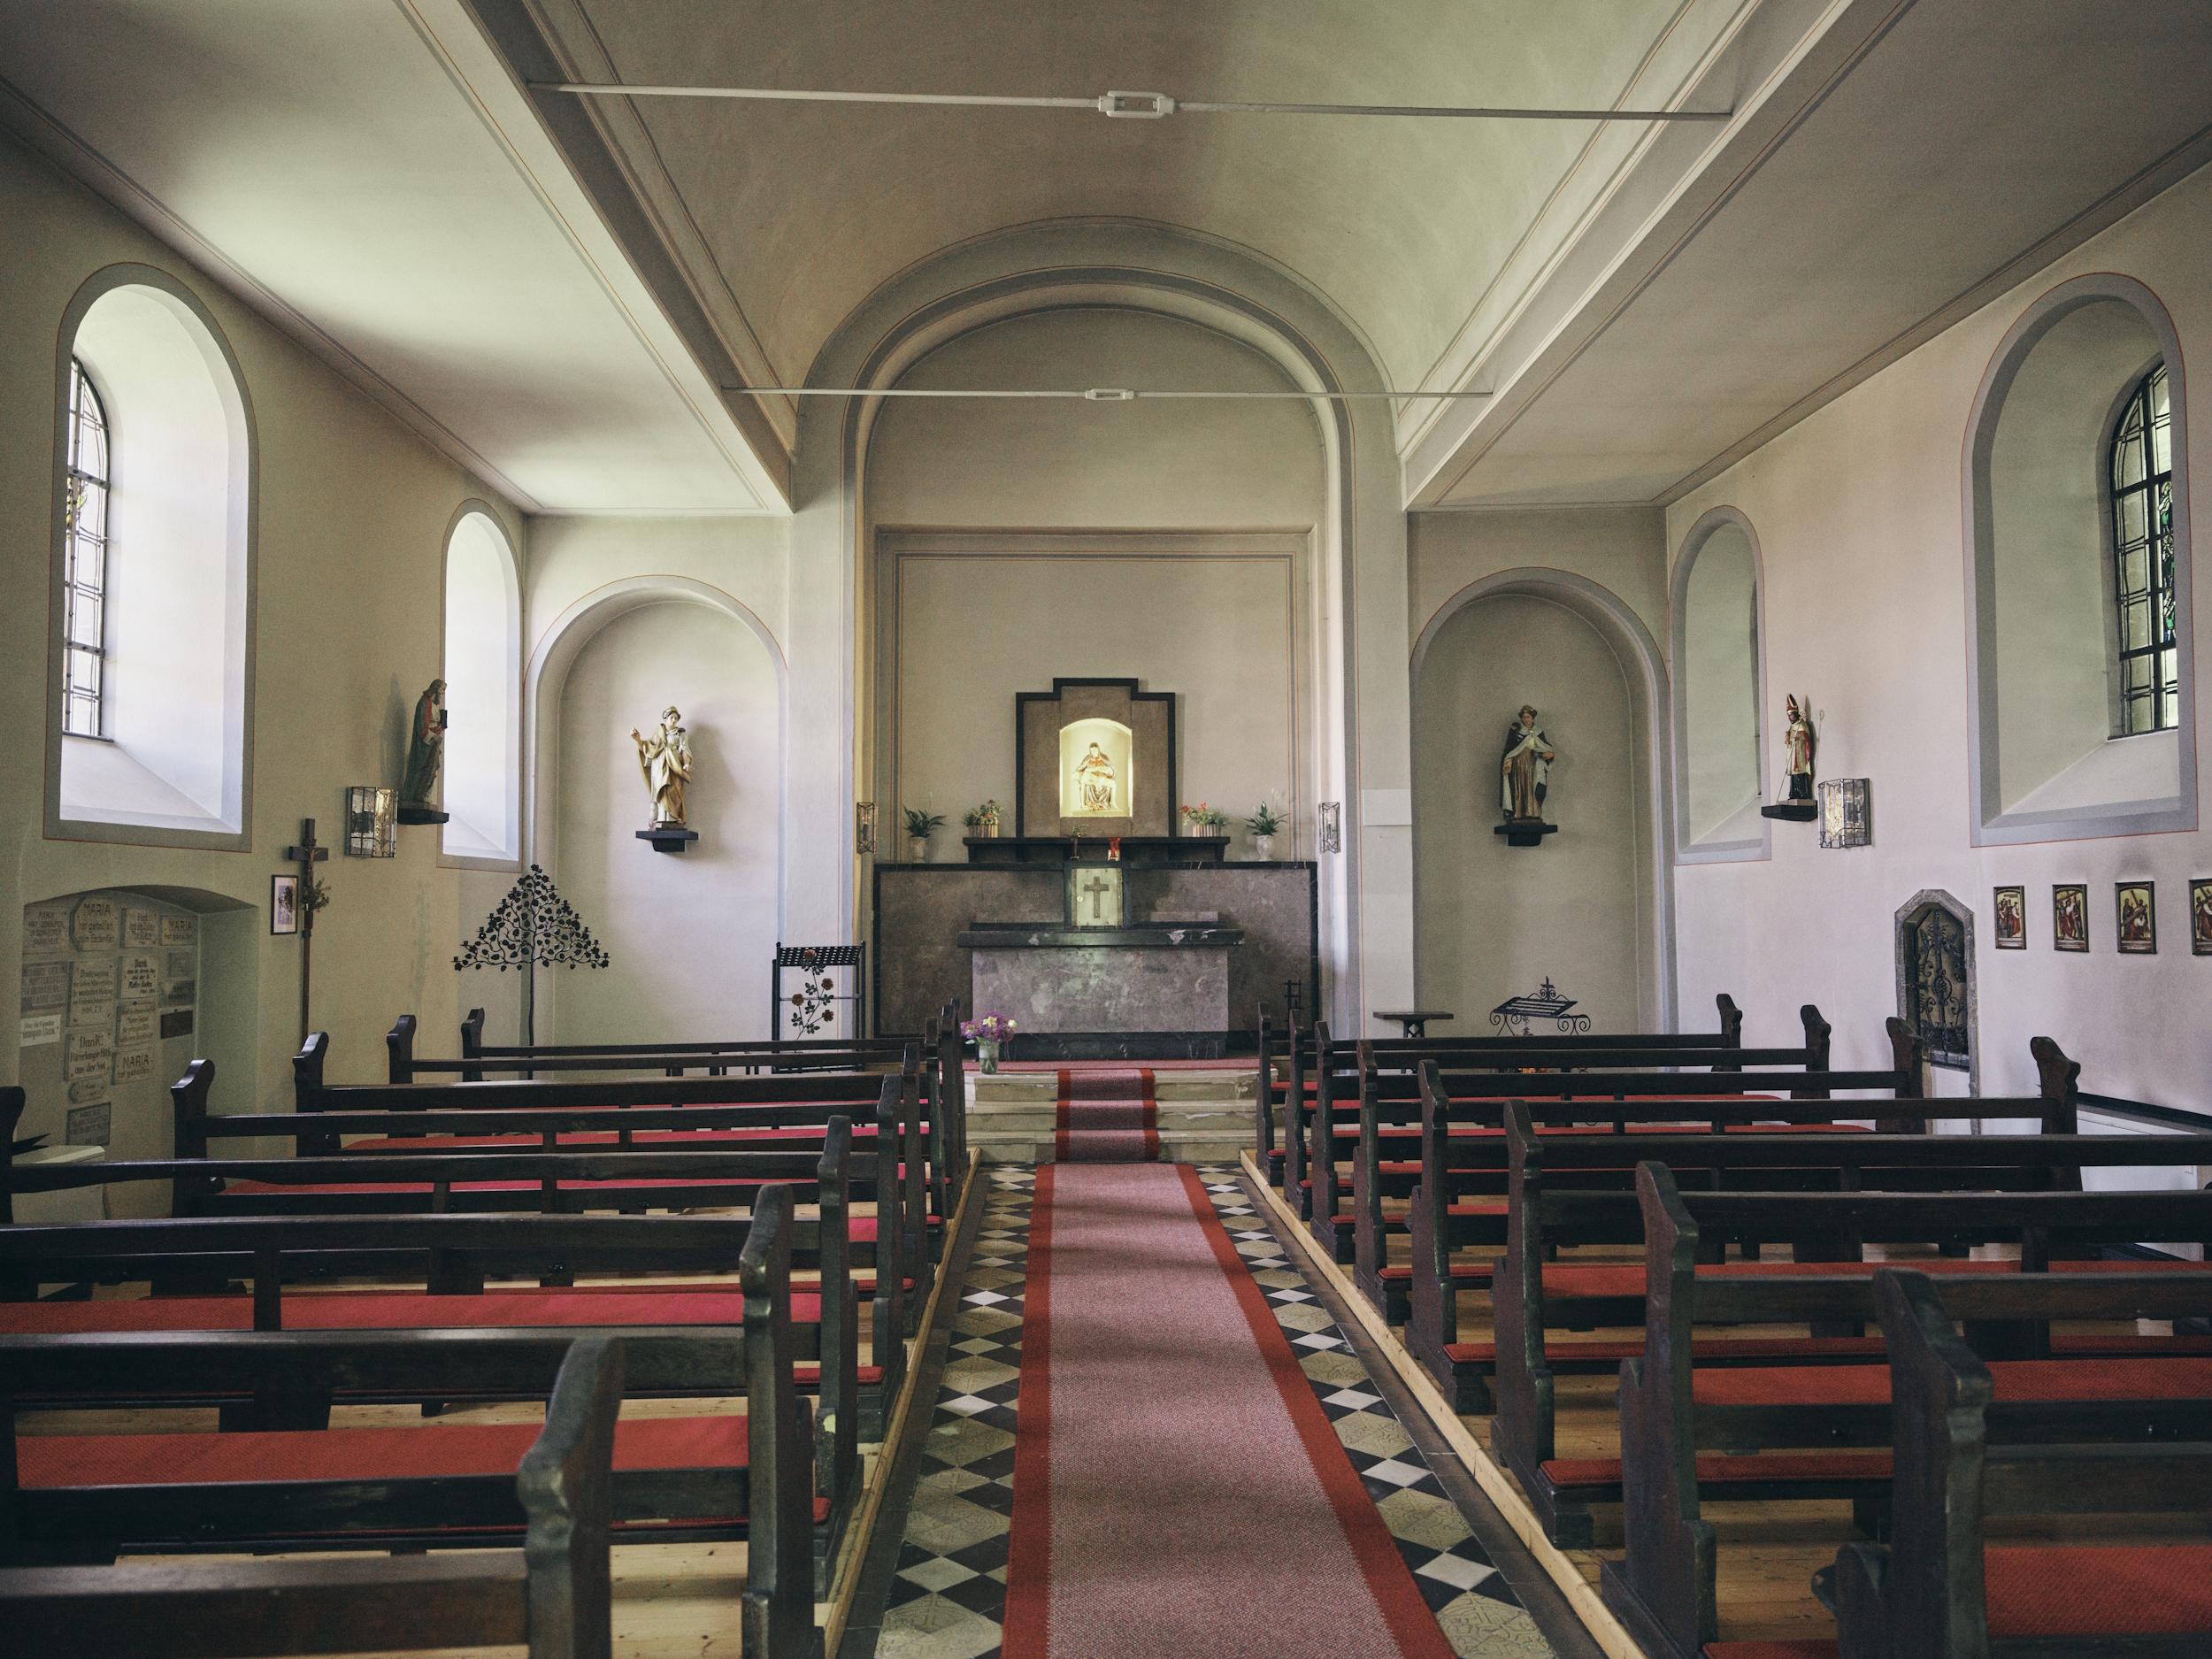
[962,1010,1018,1074]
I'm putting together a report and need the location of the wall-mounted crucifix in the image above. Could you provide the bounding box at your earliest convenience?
[1065,863,1125,927]
[285,817,330,1044]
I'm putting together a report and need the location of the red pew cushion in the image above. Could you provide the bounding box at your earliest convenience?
[1695,1356,2212,1408]
[1540,1449,1890,1491]
[1445,1335,1886,1365]
[1985,1543,2212,1638]
[0,1287,826,1331]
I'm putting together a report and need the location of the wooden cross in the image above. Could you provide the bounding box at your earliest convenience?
[285,817,329,1043]
[1081,873,1112,924]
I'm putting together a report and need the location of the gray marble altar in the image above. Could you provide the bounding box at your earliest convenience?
[961,922,1242,1033]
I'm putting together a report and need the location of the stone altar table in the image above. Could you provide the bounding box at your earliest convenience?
[958,921,1244,1038]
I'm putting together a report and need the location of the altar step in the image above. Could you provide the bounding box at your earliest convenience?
[967,1064,1254,1164]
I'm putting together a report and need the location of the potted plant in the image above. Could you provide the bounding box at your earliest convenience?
[1179,802,1227,837]
[902,806,945,863]
[1245,803,1283,859]
[962,1010,1018,1074]
[964,799,1004,838]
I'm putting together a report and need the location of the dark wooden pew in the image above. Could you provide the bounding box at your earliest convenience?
[1826,1267,2212,1659]
[0,1332,626,1659]
[1479,1100,2212,1542]
[1351,1010,1893,1319]
[1602,1171,2212,1659]
[5,1186,820,1655]
[415,1006,970,1227]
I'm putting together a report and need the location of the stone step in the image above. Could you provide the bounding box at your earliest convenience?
[966,1100,1248,1138]
[971,1128,1252,1165]
[968,1067,1255,1104]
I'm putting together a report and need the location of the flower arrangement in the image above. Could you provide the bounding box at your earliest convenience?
[1245,803,1283,838]
[961,1011,1018,1043]
[902,805,946,840]
[1179,802,1228,833]
[963,799,1003,830]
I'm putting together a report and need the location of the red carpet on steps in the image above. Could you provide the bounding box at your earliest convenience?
[1002,1164,1455,1659]
[1052,1067,1158,1162]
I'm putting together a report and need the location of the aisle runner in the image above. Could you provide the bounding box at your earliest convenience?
[1002,1163,1457,1659]
[1052,1067,1157,1162]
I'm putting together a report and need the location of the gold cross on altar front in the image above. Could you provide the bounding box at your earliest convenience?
[1082,873,1111,923]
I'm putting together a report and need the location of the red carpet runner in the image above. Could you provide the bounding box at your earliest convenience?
[1002,1164,1456,1659]
[1051,1067,1158,1163]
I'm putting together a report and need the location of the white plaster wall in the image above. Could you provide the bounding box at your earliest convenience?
[545,602,781,1044]
[1669,165,2212,1102]
[1413,594,1648,1028]
[0,135,526,1128]
[1408,509,1667,647]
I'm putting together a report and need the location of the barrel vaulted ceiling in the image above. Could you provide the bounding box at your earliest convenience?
[4,1,2210,512]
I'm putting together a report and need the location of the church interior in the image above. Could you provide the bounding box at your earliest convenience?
[7,4,2212,1656]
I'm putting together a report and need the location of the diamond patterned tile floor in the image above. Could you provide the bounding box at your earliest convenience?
[871,1165,1559,1658]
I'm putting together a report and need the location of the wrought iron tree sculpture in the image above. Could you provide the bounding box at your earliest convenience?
[453,864,610,1045]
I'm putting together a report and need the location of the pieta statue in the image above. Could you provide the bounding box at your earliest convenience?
[1500,704,1557,823]
[1074,741,1117,813]
[632,705,694,828]
[400,679,448,810]
[1781,694,1816,801]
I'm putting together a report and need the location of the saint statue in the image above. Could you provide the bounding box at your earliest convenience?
[1781,694,1816,801]
[631,706,693,828]
[1074,741,1117,813]
[1500,705,1556,822]
[401,680,448,809]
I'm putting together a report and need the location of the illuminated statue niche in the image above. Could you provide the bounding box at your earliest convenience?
[1058,718,1133,818]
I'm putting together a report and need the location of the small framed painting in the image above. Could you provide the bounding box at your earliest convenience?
[1992,885,2026,949]
[2191,878,2212,956]
[2116,881,2156,954]
[2052,883,2089,952]
[271,873,300,936]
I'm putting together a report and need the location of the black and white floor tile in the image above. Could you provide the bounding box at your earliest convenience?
[872,1164,1553,1659]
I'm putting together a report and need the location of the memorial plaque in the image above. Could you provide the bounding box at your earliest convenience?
[159,914,196,947]
[164,977,197,1008]
[118,1004,159,1047]
[115,1046,156,1083]
[70,1026,115,1063]
[120,953,160,1000]
[23,908,67,954]
[124,909,159,948]
[69,999,116,1033]
[19,1013,61,1047]
[65,1102,111,1146]
[67,1074,111,1105]
[71,958,118,1023]
[67,1051,111,1087]
[160,1008,196,1040]
[20,960,68,1014]
[164,949,196,993]
[72,896,119,951]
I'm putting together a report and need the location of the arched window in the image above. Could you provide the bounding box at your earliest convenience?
[2108,362,2177,735]
[440,509,522,865]
[1670,509,1768,862]
[62,358,111,740]
[51,271,255,850]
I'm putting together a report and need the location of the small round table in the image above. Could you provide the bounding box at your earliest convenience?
[1373,1010,1454,1040]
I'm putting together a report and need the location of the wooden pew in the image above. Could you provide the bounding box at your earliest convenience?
[4,1187,819,1655]
[1602,1171,2212,1659]
[1826,1267,2212,1659]
[0,1332,626,1659]
[1480,1099,2212,1542]
[416,1007,969,1228]
[329,1031,938,1290]
[1353,1010,1890,1319]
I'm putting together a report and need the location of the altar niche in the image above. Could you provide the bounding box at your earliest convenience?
[1017,678,1176,837]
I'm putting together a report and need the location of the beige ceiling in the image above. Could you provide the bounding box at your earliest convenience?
[526,0,1732,392]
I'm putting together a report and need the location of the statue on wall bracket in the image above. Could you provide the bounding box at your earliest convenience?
[396,679,449,825]
[1762,693,1820,822]
[633,705,700,853]
[1494,703,1558,848]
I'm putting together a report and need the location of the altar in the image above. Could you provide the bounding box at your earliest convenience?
[872,675,1313,1055]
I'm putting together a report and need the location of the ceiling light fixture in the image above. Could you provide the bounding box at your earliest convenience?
[534,81,1730,124]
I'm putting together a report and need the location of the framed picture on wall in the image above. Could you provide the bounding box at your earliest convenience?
[2052,883,2089,952]
[2116,881,2156,955]
[271,874,299,936]
[2193,879,2212,956]
[1992,885,2026,949]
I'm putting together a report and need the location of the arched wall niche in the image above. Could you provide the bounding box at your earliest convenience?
[46,264,257,850]
[522,578,787,1044]
[791,219,1412,1030]
[1670,507,1770,862]
[1963,272,2196,844]
[439,502,523,868]
[1409,568,1675,1032]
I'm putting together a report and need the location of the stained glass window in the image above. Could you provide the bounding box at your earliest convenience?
[63,357,111,739]
[2109,362,2177,735]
